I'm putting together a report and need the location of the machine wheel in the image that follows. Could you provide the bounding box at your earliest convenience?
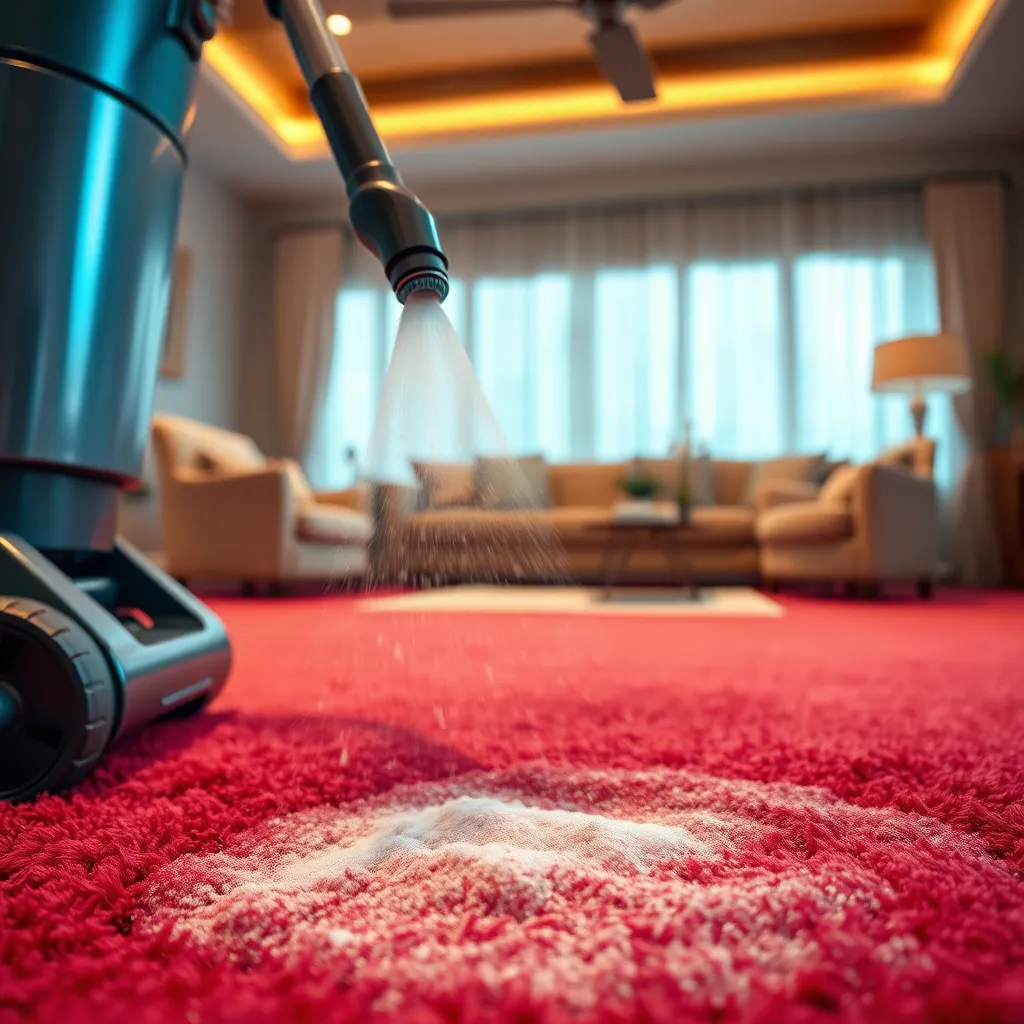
[0,598,117,803]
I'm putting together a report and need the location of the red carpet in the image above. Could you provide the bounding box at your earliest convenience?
[2,589,1024,1023]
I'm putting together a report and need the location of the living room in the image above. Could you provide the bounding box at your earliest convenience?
[118,0,1024,602]
[3,0,1024,1020]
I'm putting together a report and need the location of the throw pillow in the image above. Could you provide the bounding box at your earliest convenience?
[475,455,551,510]
[193,450,264,477]
[810,458,851,487]
[411,461,477,510]
[819,464,861,505]
[742,453,826,508]
[877,442,917,474]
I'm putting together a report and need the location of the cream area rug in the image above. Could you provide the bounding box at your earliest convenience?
[357,586,783,618]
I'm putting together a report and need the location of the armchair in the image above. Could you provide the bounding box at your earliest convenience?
[150,415,371,590]
[757,451,939,597]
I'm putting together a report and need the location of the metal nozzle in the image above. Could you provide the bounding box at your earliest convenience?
[268,0,449,304]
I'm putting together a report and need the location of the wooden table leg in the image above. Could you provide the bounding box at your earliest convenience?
[600,541,631,600]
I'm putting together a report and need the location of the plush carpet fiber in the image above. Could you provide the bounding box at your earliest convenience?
[2,589,1024,1024]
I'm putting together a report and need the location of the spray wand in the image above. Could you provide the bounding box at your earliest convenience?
[266,0,450,305]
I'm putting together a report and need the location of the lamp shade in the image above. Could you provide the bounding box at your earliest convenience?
[871,333,970,395]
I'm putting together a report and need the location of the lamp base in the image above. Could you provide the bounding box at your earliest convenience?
[910,395,927,438]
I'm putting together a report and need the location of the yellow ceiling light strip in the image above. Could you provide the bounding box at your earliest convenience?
[203,0,996,158]
[928,0,1001,54]
[372,55,950,140]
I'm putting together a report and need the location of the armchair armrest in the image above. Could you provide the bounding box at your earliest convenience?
[850,464,938,578]
[314,484,367,512]
[161,468,295,578]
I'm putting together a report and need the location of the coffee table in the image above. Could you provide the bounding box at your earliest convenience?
[585,520,703,601]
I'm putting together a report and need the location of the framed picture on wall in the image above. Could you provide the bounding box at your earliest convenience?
[160,247,192,379]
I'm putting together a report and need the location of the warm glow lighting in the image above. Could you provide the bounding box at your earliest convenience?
[203,0,999,157]
[326,13,352,36]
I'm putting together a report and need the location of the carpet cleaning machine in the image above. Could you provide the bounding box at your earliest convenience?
[0,0,449,802]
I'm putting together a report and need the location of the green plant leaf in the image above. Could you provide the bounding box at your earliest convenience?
[619,475,661,499]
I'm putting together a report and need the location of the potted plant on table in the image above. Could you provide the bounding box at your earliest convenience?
[615,473,662,522]
[984,350,1024,452]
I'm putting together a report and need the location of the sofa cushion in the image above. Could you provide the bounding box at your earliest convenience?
[475,455,551,510]
[548,462,629,508]
[742,453,827,507]
[689,506,757,545]
[297,505,374,546]
[411,461,477,510]
[755,478,821,514]
[711,460,754,507]
[756,503,853,546]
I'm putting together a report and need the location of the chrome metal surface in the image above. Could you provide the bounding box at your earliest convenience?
[0,469,118,552]
[0,60,184,485]
[0,0,200,144]
[279,0,348,84]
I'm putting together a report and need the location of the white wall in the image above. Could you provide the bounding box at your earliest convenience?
[154,166,250,427]
[118,165,253,553]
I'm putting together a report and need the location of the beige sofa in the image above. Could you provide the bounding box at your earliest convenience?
[382,460,761,583]
[150,415,372,589]
[361,443,939,594]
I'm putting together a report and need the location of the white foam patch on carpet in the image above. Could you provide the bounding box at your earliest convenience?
[142,768,999,1014]
[358,585,783,617]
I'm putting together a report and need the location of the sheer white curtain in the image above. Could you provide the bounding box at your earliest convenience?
[272,227,343,488]
[322,186,958,491]
[925,177,1006,585]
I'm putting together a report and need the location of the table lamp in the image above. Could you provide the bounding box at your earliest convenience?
[871,333,970,436]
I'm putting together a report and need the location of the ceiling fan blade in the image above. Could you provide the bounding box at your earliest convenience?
[588,21,657,102]
[387,0,575,17]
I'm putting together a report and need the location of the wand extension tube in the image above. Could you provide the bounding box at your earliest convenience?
[266,0,449,303]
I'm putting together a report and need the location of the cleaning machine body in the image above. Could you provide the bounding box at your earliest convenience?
[0,0,448,802]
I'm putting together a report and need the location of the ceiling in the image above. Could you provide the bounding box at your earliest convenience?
[189,0,1024,200]
[227,0,939,83]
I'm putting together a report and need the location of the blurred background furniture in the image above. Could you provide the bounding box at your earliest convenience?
[988,446,1024,586]
[358,451,932,592]
[757,441,939,596]
[150,415,371,592]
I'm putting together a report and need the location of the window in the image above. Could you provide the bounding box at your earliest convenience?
[324,204,957,492]
[793,252,956,487]
[473,274,572,460]
[687,261,784,459]
[593,267,678,460]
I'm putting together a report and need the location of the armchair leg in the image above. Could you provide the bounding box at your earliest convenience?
[916,577,934,599]
[843,582,858,599]
[765,579,781,594]
[241,580,258,597]
[268,581,290,597]
[861,582,880,600]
